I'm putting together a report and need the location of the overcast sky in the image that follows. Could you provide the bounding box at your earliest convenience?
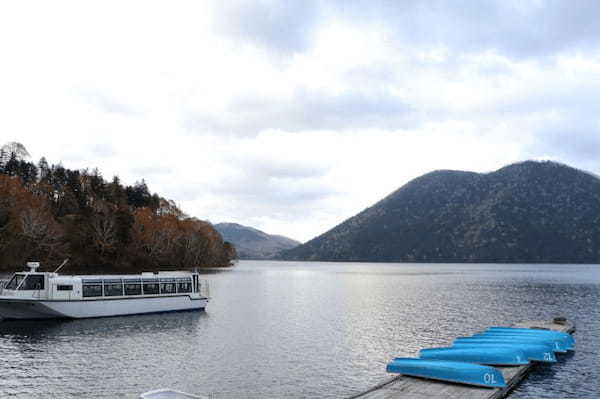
[2,1,600,242]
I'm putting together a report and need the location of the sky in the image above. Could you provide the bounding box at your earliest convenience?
[1,1,600,242]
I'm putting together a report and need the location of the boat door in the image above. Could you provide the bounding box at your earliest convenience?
[192,274,199,293]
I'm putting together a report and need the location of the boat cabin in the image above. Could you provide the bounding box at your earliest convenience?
[0,263,207,301]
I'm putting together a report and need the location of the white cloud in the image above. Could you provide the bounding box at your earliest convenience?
[1,1,600,242]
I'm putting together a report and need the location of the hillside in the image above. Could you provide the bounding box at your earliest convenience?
[215,223,300,259]
[281,161,600,263]
[0,142,235,273]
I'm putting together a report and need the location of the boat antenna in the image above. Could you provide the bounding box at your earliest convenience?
[53,259,69,274]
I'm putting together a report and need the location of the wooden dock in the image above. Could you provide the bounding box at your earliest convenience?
[348,318,575,399]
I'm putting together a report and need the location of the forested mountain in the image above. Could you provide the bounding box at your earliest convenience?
[0,142,235,273]
[215,222,300,259]
[282,161,600,263]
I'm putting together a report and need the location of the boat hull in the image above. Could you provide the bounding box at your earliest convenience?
[484,328,575,349]
[0,295,207,320]
[488,327,573,337]
[473,333,570,352]
[387,358,506,388]
[451,342,557,362]
[455,336,567,353]
[140,388,208,399]
[419,347,528,366]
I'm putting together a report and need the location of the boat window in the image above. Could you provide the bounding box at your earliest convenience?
[4,274,24,290]
[57,285,73,291]
[160,282,176,294]
[143,283,159,295]
[104,283,123,296]
[82,279,102,284]
[19,275,45,290]
[124,282,142,295]
[82,284,102,297]
[177,279,192,293]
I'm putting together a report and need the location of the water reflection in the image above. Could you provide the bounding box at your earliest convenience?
[0,310,206,340]
[0,261,598,399]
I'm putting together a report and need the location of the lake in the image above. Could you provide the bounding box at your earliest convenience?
[0,261,599,398]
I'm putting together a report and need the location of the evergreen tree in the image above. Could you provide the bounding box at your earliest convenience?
[38,157,50,184]
[4,152,19,176]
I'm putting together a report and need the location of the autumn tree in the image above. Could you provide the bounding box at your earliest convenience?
[0,143,235,272]
[0,175,65,267]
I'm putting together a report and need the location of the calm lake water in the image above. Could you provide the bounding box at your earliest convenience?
[1,261,599,398]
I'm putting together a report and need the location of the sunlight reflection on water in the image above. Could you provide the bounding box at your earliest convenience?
[0,261,598,398]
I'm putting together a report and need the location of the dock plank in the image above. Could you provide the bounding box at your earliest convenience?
[349,319,575,399]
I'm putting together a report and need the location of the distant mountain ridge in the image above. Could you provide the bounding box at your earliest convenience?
[281,161,600,263]
[215,223,300,260]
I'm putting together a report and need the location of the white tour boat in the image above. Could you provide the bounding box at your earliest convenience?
[0,262,209,320]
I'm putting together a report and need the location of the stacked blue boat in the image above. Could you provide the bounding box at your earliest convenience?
[386,326,574,389]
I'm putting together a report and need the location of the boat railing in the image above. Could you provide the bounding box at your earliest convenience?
[0,279,7,295]
[199,279,210,299]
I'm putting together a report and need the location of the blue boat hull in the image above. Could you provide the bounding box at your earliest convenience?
[488,327,572,337]
[387,358,506,388]
[473,333,570,352]
[454,337,567,353]
[484,328,575,349]
[451,342,557,362]
[419,347,528,366]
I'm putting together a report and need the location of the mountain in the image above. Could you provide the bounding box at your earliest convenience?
[214,223,301,260]
[281,161,600,263]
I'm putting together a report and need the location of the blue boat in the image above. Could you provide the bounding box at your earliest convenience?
[386,358,506,388]
[485,327,575,349]
[473,333,570,352]
[419,347,529,366]
[451,342,557,362]
[456,336,568,353]
[488,327,571,336]
[480,332,574,351]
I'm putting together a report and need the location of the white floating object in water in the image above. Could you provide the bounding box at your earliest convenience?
[140,388,208,399]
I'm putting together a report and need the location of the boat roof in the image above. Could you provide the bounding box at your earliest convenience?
[64,271,195,279]
[12,271,196,279]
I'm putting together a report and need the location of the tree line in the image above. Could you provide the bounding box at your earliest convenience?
[0,142,236,273]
